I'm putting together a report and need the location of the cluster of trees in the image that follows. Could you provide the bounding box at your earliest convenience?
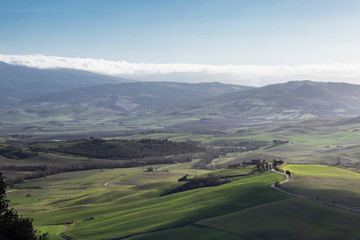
[272,159,284,170]
[272,140,289,144]
[253,160,271,173]
[162,174,230,196]
[56,138,203,159]
[274,181,295,194]
[0,173,48,240]
[177,174,188,182]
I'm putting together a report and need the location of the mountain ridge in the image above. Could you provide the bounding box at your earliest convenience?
[0,61,135,106]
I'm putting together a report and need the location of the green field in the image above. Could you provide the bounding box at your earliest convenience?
[197,198,360,240]
[281,165,360,209]
[108,117,360,166]
[127,225,245,240]
[4,117,360,239]
[9,163,360,239]
[8,163,287,239]
[35,225,64,240]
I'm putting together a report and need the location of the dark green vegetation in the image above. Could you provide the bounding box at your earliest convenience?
[56,138,201,159]
[162,175,231,196]
[0,173,48,240]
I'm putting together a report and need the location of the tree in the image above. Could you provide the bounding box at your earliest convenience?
[178,174,188,182]
[0,172,48,240]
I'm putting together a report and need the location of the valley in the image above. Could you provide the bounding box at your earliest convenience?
[2,63,360,239]
[3,115,360,239]
[1,64,360,143]
[3,2,360,239]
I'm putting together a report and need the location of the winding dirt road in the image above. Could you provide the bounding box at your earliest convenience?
[104,176,124,187]
[157,162,182,170]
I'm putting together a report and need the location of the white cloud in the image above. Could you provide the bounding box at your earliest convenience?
[1,54,360,86]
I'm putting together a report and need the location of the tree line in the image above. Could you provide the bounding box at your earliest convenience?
[53,138,203,159]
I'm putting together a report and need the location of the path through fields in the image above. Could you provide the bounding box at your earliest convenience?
[157,162,181,170]
[59,224,74,240]
[104,176,124,187]
[270,169,360,213]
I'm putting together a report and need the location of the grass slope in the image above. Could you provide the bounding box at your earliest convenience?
[126,225,249,240]
[281,165,360,209]
[35,225,64,240]
[198,198,360,240]
[9,168,286,240]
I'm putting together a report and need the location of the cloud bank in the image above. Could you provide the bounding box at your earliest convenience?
[1,54,360,86]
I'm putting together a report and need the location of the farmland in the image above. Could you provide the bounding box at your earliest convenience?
[4,117,360,239]
[7,162,360,239]
[8,164,285,239]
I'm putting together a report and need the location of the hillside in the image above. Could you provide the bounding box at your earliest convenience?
[179,80,360,121]
[2,79,360,140]
[21,81,251,112]
[0,62,134,106]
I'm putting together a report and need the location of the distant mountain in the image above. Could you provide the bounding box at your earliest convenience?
[16,80,360,125]
[179,80,360,121]
[0,62,134,106]
[2,79,360,139]
[22,82,252,112]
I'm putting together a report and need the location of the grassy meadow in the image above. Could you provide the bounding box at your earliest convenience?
[281,165,360,209]
[196,198,360,240]
[8,162,360,239]
[8,163,287,239]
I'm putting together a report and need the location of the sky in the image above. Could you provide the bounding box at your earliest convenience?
[1,0,360,86]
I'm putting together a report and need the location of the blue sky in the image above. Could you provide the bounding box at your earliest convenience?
[1,0,360,65]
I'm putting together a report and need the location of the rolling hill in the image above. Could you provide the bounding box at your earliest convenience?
[0,62,134,106]
[2,63,360,139]
[177,80,360,122]
[21,82,250,112]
